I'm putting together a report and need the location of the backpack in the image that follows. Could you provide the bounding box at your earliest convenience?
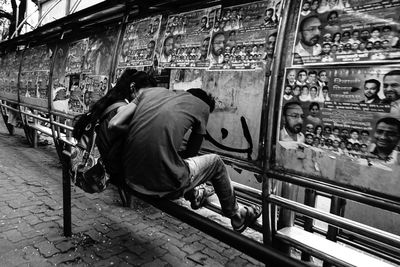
[70,102,127,193]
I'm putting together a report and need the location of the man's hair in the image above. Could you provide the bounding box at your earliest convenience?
[376,117,400,133]
[309,102,320,111]
[283,101,301,116]
[298,69,307,76]
[384,70,400,79]
[265,8,274,14]
[364,79,380,91]
[327,11,338,20]
[383,25,392,31]
[269,32,278,39]
[299,15,319,32]
[361,130,369,135]
[372,27,380,32]
[308,70,317,76]
[350,129,359,134]
[322,86,329,91]
[163,36,174,46]
[212,32,225,42]
[187,88,215,113]
[342,30,350,36]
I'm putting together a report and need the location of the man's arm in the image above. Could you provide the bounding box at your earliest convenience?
[180,132,204,159]
[108,91,143,132]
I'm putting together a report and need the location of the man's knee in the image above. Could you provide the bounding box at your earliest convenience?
[208,154,228,176]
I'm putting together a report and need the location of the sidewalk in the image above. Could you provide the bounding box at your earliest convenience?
[0,124,264,267]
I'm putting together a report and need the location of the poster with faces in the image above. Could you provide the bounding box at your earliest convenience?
[275,66,400,198]
[0,51,20,101]
[159,6,220,69]
[65,39,89,75]
[293,0,400,65]
[209,0,280,71]
[117,15,162,68]
[20,45,52,102]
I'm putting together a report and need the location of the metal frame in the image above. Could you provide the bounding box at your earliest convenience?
[0,1,399,266]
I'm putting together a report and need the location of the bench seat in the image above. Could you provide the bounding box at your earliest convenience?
[276,226,396,267]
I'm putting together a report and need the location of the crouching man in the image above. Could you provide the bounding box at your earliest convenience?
[113,87,261,232]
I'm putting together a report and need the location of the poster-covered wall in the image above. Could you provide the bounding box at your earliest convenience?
[276,65,400,197]
[293,0,400,66]
[51,27,118,114]
[19,45,53,108]
[274,0,400,199]
[167,0,281,168]
[0,51,21,101]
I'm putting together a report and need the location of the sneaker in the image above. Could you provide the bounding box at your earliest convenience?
[189,185,215,210]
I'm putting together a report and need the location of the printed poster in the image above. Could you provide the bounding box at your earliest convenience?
[19,45,52,102]
[276,66,400,197]
[0,51,20,101]
[117,15,162,68]
[53,27,118,114]
[293,0,400,65]
[209,0,280,71]
[65,39,88,75]
[159,6,220,69]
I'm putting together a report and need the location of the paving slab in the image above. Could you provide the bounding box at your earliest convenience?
[0,123,264,266]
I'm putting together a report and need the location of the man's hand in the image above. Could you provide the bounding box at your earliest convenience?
[180,132,204,158]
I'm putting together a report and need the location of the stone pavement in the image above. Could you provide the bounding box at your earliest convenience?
[0,124,264,267]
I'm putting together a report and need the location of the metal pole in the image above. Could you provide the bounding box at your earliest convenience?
[62,152,72,237]
[15,0,20,37]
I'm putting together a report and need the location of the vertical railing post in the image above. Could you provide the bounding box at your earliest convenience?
[301,188,316,261]
[62,151,72,237]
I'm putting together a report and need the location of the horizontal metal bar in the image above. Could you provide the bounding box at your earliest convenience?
[62,150,71,157]
[0,102,19,112]
[267,170,400,214]
[58,137,75,146]
[0,98,18,105]
[337,235,400,266]
[50,120,74,131]
[20,110,50,122]
[269,195,400,249]
[128,190,308,267]
[50,110,75,120]
[19,102,49,113]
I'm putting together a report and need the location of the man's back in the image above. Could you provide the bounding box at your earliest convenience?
[123,87,210,197]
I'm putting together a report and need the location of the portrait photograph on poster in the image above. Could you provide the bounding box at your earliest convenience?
[293,0,400,65]
[276,66,400,197]
[208,0,280,71]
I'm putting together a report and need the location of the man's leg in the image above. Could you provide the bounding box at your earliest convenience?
[183,154,239,217]
[183,154,262,233]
